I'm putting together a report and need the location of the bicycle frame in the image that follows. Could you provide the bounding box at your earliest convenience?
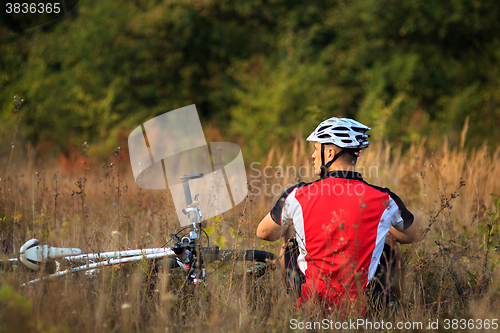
[5,173,220,286]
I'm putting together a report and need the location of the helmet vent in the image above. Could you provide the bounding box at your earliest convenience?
[318,126,330,132]
[333,126,349,131]
[352,127,367,133]
[334,133,350,137]
[318,134,331,139]
[341,139,352,143]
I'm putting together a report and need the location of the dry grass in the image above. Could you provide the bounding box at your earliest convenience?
[1,137,500,332]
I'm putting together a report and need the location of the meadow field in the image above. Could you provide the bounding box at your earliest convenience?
[1,136,500,332]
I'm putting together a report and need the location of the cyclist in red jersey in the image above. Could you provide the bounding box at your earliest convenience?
[257,117,422,313]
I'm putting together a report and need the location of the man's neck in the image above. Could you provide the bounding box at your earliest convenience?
[327,164,356,172]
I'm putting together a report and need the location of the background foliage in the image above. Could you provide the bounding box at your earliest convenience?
[1,0,500,161]
[2,2,500,330]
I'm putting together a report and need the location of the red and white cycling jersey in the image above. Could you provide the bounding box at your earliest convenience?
[270,170,414,310]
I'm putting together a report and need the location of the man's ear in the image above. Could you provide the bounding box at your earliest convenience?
[326,145,337,159]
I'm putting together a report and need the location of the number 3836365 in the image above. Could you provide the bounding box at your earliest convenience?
[6,3,61,14]
[443,319,498,330]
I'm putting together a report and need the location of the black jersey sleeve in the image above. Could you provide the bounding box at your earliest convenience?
[270,183,307,225]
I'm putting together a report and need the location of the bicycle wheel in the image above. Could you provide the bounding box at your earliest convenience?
[205,249,275,278]
[154,248,274,287]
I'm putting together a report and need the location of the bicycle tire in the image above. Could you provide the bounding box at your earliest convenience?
[158,248,275,283]
[209,249,275,278]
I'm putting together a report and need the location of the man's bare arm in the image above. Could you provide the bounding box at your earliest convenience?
[257,213,290,241]
[389,216,423,244]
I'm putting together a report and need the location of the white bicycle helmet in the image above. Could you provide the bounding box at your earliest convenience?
[306,117,370,149]
[307,117,370,177]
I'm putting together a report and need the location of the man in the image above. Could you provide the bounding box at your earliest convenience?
[256,117,422,313]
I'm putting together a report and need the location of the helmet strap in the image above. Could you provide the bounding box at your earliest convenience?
[320,143,326,178]
[320,143,326,169]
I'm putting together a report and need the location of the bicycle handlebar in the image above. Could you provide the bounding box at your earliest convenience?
[179,173,204,181]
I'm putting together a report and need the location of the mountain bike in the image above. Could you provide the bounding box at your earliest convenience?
[2,173,275,286]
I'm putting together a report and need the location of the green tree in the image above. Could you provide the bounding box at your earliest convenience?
[1,0,500,161]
